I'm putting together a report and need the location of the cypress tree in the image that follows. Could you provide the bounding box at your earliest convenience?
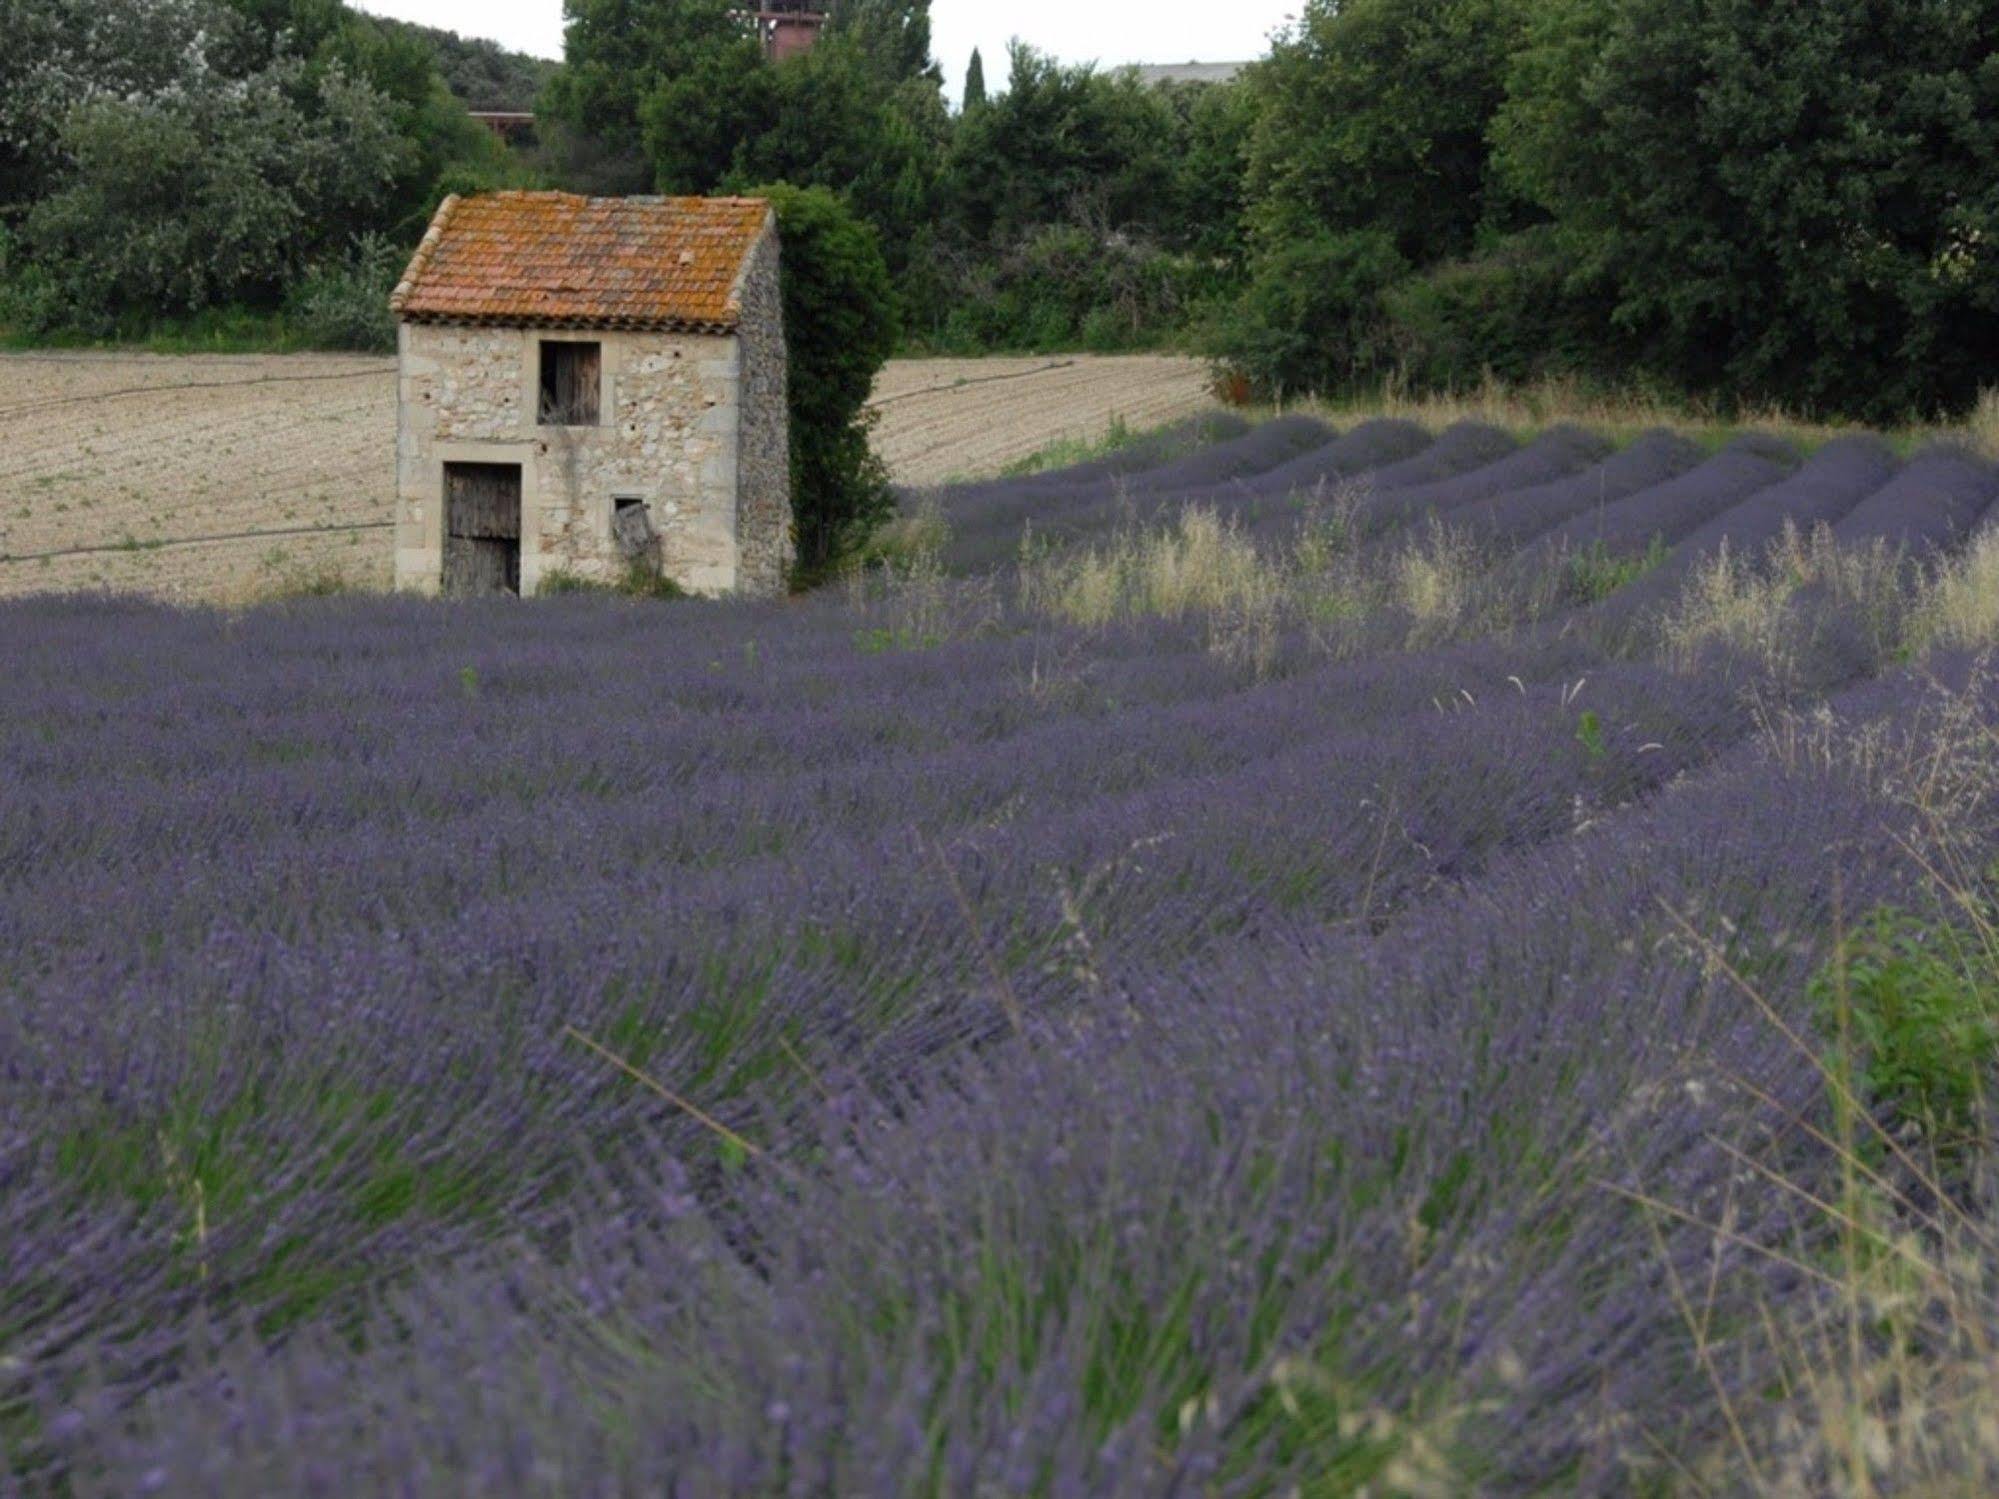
[963,47,987,110]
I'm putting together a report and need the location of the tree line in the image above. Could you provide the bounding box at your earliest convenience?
[3,0,1995,423]
[0,0,534,351]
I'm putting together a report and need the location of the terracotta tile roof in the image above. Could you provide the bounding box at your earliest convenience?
[391,192,774,333]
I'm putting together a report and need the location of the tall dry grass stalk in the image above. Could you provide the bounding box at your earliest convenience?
[1967,389,1999,462]
[1913,528,1999,655]
[845,495,1000,648]
[1663,518,1999,680]
[853,491,951,572]
[1017,500,1494,669]
[1017,507,1272,629]
[1668,667,1999,1493]
[1280,373,1998,459]
[1660,523,1914,679]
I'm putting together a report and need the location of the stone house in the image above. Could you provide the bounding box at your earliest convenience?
[389,191,792,598]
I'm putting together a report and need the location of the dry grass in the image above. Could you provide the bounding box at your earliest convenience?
[1660,517,1999,684]
[1019,506,1273,628]
[1285,374,1999,458]
[1013,490,1497,671]
[1660,524,1916,680]
[1968,389,1999,462]
[1915,530,1999,654]
[1667,669,1999,1495]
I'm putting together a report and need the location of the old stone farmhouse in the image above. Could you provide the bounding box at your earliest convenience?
[390,191,792,598]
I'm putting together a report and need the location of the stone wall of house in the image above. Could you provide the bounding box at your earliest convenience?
[396,317,762,596]
[732,226,794,596]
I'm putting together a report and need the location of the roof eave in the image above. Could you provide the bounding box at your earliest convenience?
[396,312,742,337]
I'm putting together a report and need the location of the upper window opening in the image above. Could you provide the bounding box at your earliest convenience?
[539,341,602,426]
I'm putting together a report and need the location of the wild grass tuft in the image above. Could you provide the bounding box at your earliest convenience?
[1911,527,1999,655]
[1660,523,1913,678]
[1968,388,1999,462]
[1014,498,1499,668]
[1657,669,1999,1491]
[998,414,1137,478]
[1018,506,1272,629]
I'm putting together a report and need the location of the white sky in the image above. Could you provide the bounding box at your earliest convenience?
[352,1,1301,101]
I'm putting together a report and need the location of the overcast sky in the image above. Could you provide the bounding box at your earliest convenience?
[352,1,1300,101]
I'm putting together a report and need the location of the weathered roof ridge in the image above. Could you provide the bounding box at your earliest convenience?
[389,193,463,318]
[723,203,779,323]
[389,192,774,334]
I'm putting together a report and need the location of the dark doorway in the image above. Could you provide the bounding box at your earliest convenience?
[443,462,522,596]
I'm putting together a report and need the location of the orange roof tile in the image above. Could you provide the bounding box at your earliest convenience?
[391,192,774,333]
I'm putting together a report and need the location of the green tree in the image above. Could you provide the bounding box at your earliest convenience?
[0,0,246,209]
[1208,229,1408,398]
[945,45,1179,244]
[544,0,761,193]
[1493,0,1999,419]
[23,58,405,322]
[726,33,948,305]
[744,183,899,573]
[1162,79,1257,270]
[219,0,505,234]
[1245,0,1530,264]
[963,47,987,111]
[828,0,938,87]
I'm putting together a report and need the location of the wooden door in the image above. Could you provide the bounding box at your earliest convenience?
[443,463,522,597]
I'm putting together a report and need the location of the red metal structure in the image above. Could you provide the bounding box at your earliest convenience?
[746,2,828,61]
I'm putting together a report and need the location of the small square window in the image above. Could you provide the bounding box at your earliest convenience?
[611,495,658,560]
[539,340,601,426]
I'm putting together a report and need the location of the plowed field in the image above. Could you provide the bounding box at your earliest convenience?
[0,351,1216,601]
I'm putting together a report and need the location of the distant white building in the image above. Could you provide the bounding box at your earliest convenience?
[1125,62,1248,88]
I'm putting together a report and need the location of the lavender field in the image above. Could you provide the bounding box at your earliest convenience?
[6,415,1999,1493]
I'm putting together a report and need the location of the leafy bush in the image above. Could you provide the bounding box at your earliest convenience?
[744,182,899,576]
[1206,229,1407,399]
[1,0,516,347]
[1381,229,1605,393]
[934,226,1200,354]
[1492,0,1999,421]
[21,58,405,326]
[285,233,402,352]
[1816,905,1999,1146]
[0,227,62,335]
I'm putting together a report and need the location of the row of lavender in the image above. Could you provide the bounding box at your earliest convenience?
[4,418,1999,1490]
[938,413,1998,572]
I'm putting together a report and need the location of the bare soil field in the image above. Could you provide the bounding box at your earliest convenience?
[0,351,1217,603]
[869,355,1218,484]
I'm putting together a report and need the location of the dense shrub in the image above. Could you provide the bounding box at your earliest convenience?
[22,63,405,326]
[0,226,61,334]
[1379,228,1605,392]
[1492,0,1999,421]
[1243,0,1531,262]
[284,233,402,352]
[0,0,510,345]
[932,225,1202,354]
[748,182,899,575]
[1817,905,1999,1148]
[1206,229,1406,399]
